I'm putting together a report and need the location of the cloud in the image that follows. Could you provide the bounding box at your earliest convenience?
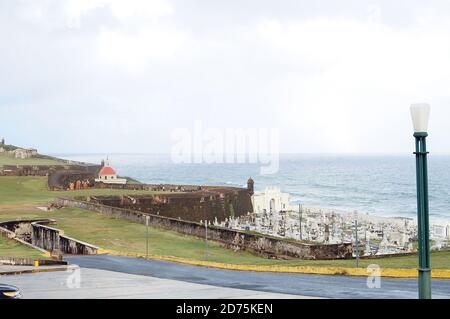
[65,0,173,27]
[1,1,450,154]
[97,26,191,72]
[254,14,450,152]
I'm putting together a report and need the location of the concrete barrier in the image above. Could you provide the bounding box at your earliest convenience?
[31,220,99,255]
[0,222,49,256]
[56,198,352,260]
[0,219,98,255]
[0,257,67,266]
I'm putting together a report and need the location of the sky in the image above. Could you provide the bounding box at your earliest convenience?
[1,0,450,154]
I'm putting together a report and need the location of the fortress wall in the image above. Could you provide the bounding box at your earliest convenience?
[94,182,202,192]
[56,198,353,260]
[0,164,100,178]
[85,188,253,223]
[48,170,96,190]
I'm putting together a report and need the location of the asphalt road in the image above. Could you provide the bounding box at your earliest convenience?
[67,255,450,299]
[2,268,306,299]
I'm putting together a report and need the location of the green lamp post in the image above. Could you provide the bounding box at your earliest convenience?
[410,103,432,299]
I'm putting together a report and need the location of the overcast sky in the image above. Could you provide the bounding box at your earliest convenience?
[1,0,450,154]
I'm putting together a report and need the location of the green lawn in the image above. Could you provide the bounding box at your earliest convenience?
[0,208,268,265]
[1,176,449,269]
[0,176,166,206]
[0,153,65,166]
[1,207,449,269]
[0,235,45,259]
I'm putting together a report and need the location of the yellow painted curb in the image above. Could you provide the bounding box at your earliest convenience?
[96,249,450,279]
[0,266,70,276]
[42,251,51,258]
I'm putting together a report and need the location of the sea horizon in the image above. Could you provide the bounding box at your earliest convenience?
[52,153,450,223]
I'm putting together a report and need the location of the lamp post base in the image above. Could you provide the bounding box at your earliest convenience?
[418,268,432,299]
[414,133,432,299]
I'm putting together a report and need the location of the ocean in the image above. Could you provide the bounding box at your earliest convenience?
[53,154,450,221]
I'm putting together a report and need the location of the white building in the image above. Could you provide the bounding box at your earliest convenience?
[252,187,290,214]
[431,225,447,240]
[12,148,37,159]
[95,160,127,185]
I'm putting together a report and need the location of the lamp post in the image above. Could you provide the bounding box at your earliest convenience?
[410,103,432,299]
[299,204,303,241]
[145,215,150,259]
[354,211,359,268]
[205,220,208,260]
[354,220,359,268]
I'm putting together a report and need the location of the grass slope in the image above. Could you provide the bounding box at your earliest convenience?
[0,208,265,264]
[0,235,44,259]
[0,176,165,206]
[1,176,449,269]
[1,207,450,269]
[0,153,65,166]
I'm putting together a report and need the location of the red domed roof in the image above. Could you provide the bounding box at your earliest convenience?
[99,166,116,176]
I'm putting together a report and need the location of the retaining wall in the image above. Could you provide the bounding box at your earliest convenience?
[0,257,67,266]
[56,198,352,260]
[0,164,99,177]
[0,219,98,255]
[87,187,253,223]
[0,221,49,255]
[31,220,98,255]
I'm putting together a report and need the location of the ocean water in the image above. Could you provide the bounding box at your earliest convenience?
[54,154,450,221]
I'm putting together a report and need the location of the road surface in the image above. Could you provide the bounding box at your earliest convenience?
[1,268,308,299]
[66,255,450,299]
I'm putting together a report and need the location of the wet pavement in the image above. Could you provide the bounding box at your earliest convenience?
[65,255,450,299]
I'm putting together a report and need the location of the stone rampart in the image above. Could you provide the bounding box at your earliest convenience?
[56,198,352,260]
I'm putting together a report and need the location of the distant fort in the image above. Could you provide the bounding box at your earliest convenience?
[0,140,352,260]
[0,140,253,223]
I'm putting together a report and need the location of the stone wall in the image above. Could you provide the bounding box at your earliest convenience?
[56,198,353,260]
[0,221,49,255]
[84,187,253,223]
[0,219,98,255]
[31,220,98,255]
[94,182,203,192]
[48,170,96,190]
[0,257,67,266]
[0,164,100,178]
